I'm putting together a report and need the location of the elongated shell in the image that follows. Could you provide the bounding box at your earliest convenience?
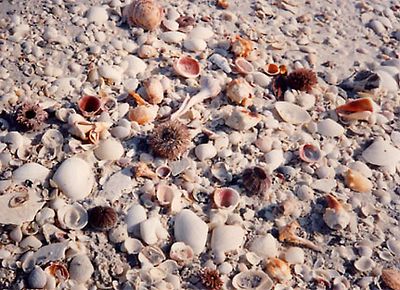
[125,0,163,31]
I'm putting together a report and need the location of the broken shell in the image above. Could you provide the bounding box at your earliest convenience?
[232,270,273,290]
[138,44,158,59]
[140,216,169,245]
[128,104,158,125]
[248,234,278,258]
[211,162,232,183]
[28,266,47,289]
[9,192,29,208]
[381,268,400,290]
[134,162,157,179]
[299,144,321,163]
[275,101,311,125]
[122,238,143,254]
[124,0,163,30]
[126,204,147,234]
[242,166,271,196]
[344,169,372,192]
[265,63,280,76]
[42,129,64,149]
[231,36,253,58]
[12,162,50,184]
[225,108,261,131]
[278,220,321,251]
[78,95,102,117]
[226,78,253,107]
[213,187,240,211]
[265,258,292,282]
[144,77,164,105]
[211,225,245,255]
[156,165,171,179]
[284,247,305,264]
[362,139,400,167]
[88,206,117,231]
[234,57,254,75]
[57,203,88,230]
[173,55,201,78]
[336,97,376,121]
[69,255,94,283]
[45,262,69,282]
[94,138,124,161]
[156,183,176,205]
[169,242,194,265]
[139,245,166,266]
[52,157,95,201]
[317,119,345,137]
[323,194,350,230]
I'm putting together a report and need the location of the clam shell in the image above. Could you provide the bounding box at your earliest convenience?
[265,63,280,76]
[12,162,50,184]
[125,0,163,31]
[317,119,345,137]
[94,138,124,161]
[122,237,143,254]
[275,101,311,124]
[362,139,400,166]
[183,37,207,52]
[140,216,169,245]
[354,256,375,272]
[42,129,64,148]
[69,255,94,283]
[284,247,305,264]
[344,169,372,192]
[28,266,47,289]
[144,77,164,105]
[174,209,208,255]
[156,165,172,179]
[299,144,321,163]
[232,270,273,290]
[173,56,201,78]
[156,183,177,206]
[248,234,278,258]
[213,187,240,211]
[57,203,88,230]
[52,157,95,201]
[234,57,254,75]
[169,242,194,265]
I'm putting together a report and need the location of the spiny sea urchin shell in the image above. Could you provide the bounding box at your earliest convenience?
[148,120,191,160]
[242,166,271,196]
[286,68,318,92]
[15,103,48,130]
[199,268,224,290]
[88,206,117,231]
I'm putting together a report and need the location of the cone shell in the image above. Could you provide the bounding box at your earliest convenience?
[173,56,201,78]
[344,169,372,192]
[226,78,253,107]
[213,187,240,211]
[77,95,102,117]
[125,0,163,31]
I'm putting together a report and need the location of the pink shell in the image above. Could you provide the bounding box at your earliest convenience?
[78,95,102,117]
[234,57,254,75]
[213,187,240,211]
[173,56,201,78]
[299,144,321,163]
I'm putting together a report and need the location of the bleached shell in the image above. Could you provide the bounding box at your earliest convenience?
[188,26,214,40]
[126,204,147,234]
[232,270,273,290]
[375,70,399,92]
[86,6,108,25]
[195,143,217,161]
[362,139,400,166]
[160,31,186,44]
[144,77,164,104]
[128,104,158,125]
[275,101,311,125]
[57,203,88,230]
[183,38,207,52]
[25,242,69,272]
[248,234,278,258]
[42,129,64,148]
[28,266,47,289]
[109,224,128,243]
[227,79,253,106]
[139,246,166,267]
[317,119,345,137]
[140,217,169,245]
[354,256,375,272]
[174,209,208,255]
[3,131,24,152]
[162,19,179,31]
[211,225,245,253]
[123,55,147,77]
[52,157,94,201]
[169,242,194,264]
[122,238,143,254]
[12,162,50,184]
[69,255,94,283]
[264,149,284,172]
[211,162,232,182]
[94,138,124,161]
[284,247,305,264]
[209,53,232,73]
[225,108,261,131]
[387,239,400,256]
[138,45,158,59]
[98,64,122,83]
[20,236,42,249]
[156,183,177,205]
[323,207,350,230]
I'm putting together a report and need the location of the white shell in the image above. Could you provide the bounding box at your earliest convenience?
[211,225,245,254]
[139,245,166,267]
[195,143,217,161]
[122,238,143,254]
[140,217,169,245]
[264,149,284,172]
[354,256,375,272]
[284,247,305,264]
[160,31,186,44]
[183,38,207,52]
[12,162,50,184]
[225,107,261,131]
[52,157,94,201]
[42,129,64,148]
[109,224,128,243]
[323,205,350,230]
[98,64,122,83]
[156,183,176,205]
[94,138,124,161]
[317,119,345,137]
[86,6,108,25]
[126,204,147,235]
[188,26,214,40]
[248,234,278,258]
[232,270,273,290]
[275,101,311,124]
[362,139,400,166]
[69,255,94,283]
[376,70,399,92]
[174,209,208,255]
[28,266,47,289]
[57,203,88,230]
[169,242,194,265]
[123,55,147,77]
[24,242,69,272]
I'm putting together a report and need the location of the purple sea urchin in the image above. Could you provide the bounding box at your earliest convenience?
[286,68,318,92]
[88,206,117,231]
[148,120,190,160]
[15,103,48,130]
[199,268,224,290]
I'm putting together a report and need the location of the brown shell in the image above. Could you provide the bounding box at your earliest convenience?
[46,262,69,281]
[381,268,400,290]
[242,166,271,196]
[78,95,102,117]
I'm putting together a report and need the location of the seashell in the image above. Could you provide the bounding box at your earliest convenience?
[12,162,50,184]
[226,78,253,107]
[211,162,232,182]
[375,70,399,93]
[336,97,376,121]
[126,204,147,234]
[128,103,159,125]
[98,64,122,84]
[209,53,231,73]
[140,216,169,245]
[9,192,29,208]
[144,77,164,105]
[88,206,117,231]
[78,95,102,117]
[169,242,194,265]
[138,44,158,59]
[156,165,171,179]
[249,234,278,258]
[28,266,47,289]
[108,224,128,243]
[299,144,321,163]
[160,31,186,43]
[184,37,207,52]
[381,268,400,290]
[94,138,124,161]
[139,245,166,266]
[162,19,179,31]
[188,26,214,40]
[174,209,208,254]
[57,203,88,230]
[265,258,292,282]
[387,239,400,257]
[42,129,64,149]
[284,247,305,264]
[323,194,350,230]
[45,262,69,282]
[213,187,240,211]
[173,55,200,78]
[134,162,157,179]
[124,0,163,30]
[86,6,108,25]
[265,63,280,76]
[69,255,94,283]
[344,169,372,192]
[211,225,245,257]
[225,107,261,131]
[317,119,345,137]
[195,143,217,161]
[35,208,55,226]
[279,220,321,251]
[242,166,271,196]
[122,237,143,254]
[52,157,95,201]
[232,270,273,290]
[234,57,254,75]
[20,235,42,249]
[156,183,177,205]
[362,139,400,167]
[275,101,311,125]
[3,131,24,152]
[354,256,375,272]
[264,149,284,172]
[231,36,253,58]
[68,116,111,144]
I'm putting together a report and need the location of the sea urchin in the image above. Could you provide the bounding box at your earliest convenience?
[286,68,317,92]
[15,102,48,130]
[88,206,117,231]
[199,268,224,290]
[148,120,191,160]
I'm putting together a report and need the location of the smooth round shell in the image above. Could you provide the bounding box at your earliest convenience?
[57,203,88,230]
[28,266,47,289]
[94,138,124,160]
[125,0,163,30]
[173,56,200,78]
[362,139,400,166]
[69,255,94,283]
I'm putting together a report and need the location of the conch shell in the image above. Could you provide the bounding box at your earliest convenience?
[128,92,158,125]
[124,0,163,31]
[231,36,253,58]
[68,114,111,144]
[226,78,253,107]
[278,220,321,252]
[335,97,376,121]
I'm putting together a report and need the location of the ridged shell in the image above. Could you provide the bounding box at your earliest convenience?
[125,0,163,31]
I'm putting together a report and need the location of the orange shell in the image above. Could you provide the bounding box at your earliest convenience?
[46,262,69,281]
[265,63,280,76]
[78,95,102,117]
[231,36,253,58]
[126,0,163,31]
[336,98,374,114]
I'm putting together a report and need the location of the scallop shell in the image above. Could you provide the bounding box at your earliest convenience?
[139,245,166,266]
[213,187,240,211]
[234,57,254,75]
[275,101,311,125]
[226,78,253,107]
[381,268,400,290]
[169,242,194,265]
[125,0,163,31]
[232,270,273,290]
[57,203,88,230]
[344,169,372,192]
[299,144,321,163]
[144,77,164,105]
[69,255,94,283]
[78,95,102,117]
[362,139,400,167]
[265,258,292,282]
[173,56,201,78]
